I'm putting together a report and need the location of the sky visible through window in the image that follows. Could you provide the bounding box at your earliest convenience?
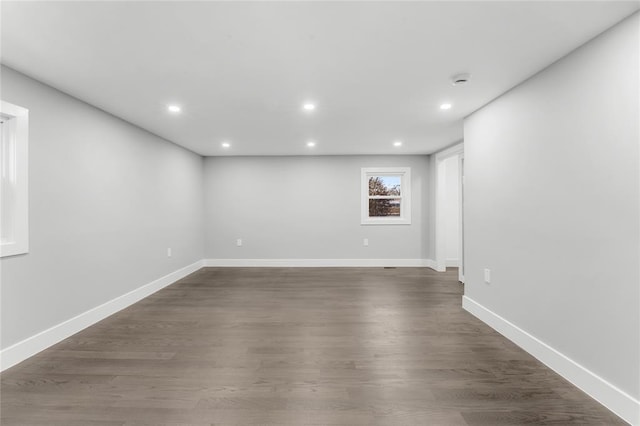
[378,176,400,191]
[369,175,401,196]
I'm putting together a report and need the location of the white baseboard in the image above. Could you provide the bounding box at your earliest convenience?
[0,258,445,372]
[204,258,437,268]
[0,260,204,372]
[425,259,438,270]
[463,296,639,425]
[446,258,459,267]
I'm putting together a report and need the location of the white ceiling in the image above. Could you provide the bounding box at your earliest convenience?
[2,1,638,156]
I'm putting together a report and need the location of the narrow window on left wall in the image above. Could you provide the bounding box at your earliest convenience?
[1,100,29,257]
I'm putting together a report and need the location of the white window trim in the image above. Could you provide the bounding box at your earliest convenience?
[1,100,29,258]
[361,167,411,225]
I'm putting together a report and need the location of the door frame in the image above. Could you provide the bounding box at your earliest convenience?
[457,154,465,283]
[434,142,464,279]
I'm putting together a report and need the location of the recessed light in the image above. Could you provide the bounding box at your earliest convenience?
[221,142,231,148]
[393,140,403,147]
[307,141,316,147]
[167,105,181,113]
[302,102,316,111]
[440,103,452,110]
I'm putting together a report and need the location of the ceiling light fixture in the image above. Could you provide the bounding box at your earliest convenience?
[167,105,181,113]
[440,103,452,110]
[306,141,316,147]
[393,140,403,147]
[302,102,316,111]
[221,142,231,148]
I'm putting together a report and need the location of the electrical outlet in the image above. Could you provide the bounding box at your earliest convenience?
[236,239,242,247]
[363,238,369,247]
[167,248,172,257]
[484,268,491,283]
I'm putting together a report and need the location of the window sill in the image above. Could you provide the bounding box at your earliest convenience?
[361,218,411,225]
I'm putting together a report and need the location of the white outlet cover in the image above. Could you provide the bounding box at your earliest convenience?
[484,268,491,283]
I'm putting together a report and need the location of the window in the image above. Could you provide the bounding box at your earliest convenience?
[1,100,29,257]
[361,167,411,225]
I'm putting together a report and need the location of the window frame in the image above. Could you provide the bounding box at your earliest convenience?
[1,100,29,258]
[361,167,411,225]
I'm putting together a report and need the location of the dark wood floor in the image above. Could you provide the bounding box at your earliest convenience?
[1,267,624,425]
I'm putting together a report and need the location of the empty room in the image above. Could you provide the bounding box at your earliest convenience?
[1,1,638,425]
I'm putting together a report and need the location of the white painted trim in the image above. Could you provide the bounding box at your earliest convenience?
[445,258,459,267]
[463,296,639,425]
[361,167,411,225]
[434,143,464,273]
[0,260,204,372]
[434,142,464,160]
[0,100,29,258]
[204,258,437,268]
[425,258,439,271]
[457,153,465,284]
[427,258,446,272]
[0,258,444,372]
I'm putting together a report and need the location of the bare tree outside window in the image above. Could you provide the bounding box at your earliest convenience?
[368,176,401,217]
[361,167,411,225]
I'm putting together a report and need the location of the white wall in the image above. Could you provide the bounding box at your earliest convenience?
[463,11,639,417]
[204,155,431,262]
[0,66,205,350]
[443,155,460,265]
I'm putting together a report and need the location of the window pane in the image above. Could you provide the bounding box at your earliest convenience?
[369,175,401,196]
[369,198,401,217]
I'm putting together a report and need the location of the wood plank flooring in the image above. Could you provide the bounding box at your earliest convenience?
[1,267,624,425]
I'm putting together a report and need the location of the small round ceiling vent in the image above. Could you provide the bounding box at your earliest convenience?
[451,73,471,86]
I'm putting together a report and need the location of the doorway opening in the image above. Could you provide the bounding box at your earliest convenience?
[435,143,464,282]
